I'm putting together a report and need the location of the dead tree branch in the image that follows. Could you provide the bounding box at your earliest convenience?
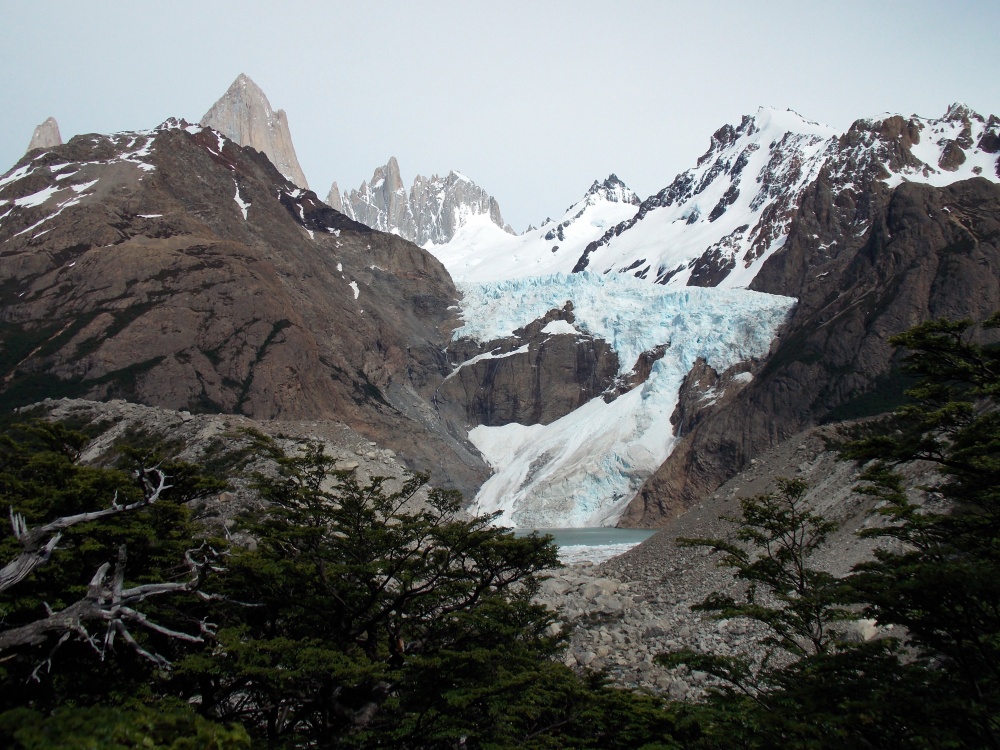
[0,468,171,594]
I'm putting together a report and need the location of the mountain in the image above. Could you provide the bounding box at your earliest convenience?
[429,174,641,281]
[200,73,310,189]
[26,117,62,153]
[618,104,1000,525]
[437,105,999,291]
[329,157,514,245]
[428,103,1000,527]
[3,95,998,531]
[0,118,487,496]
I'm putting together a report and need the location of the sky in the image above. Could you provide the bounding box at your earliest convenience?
[1,1,998,232]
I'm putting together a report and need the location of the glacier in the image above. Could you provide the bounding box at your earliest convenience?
[455,273,795,528]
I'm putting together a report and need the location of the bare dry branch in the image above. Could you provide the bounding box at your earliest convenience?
[0,468,172,595]
[0,542,219,672]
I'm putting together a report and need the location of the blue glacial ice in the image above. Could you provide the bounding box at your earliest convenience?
[454,273,796,528]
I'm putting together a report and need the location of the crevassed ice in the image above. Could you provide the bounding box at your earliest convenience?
[455,272,792,375]
[459,273,795,528]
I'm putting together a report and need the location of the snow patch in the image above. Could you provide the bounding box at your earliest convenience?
[541,319,581,336]
[234,183,250,220]
[0,165,34,191]
[14,185,61,208]
[444,344,531,383]
[349,281,360,299]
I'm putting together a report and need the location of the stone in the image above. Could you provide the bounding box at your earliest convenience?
[26,116,62,152]
[201,73,310,189]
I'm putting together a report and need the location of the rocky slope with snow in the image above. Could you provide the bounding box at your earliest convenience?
[0,118,488,496]
[429,174,641,281]
[201,73,310,189]
[328,157,513,245]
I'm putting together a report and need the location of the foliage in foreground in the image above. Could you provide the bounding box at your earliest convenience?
[659,313,1000,748]
[0,424,683,748]
[3,313,999,748]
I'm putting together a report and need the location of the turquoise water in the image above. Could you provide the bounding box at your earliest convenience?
[513,527,658,547]
[512,528,658,563]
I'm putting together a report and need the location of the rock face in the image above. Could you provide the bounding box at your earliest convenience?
[26,117,62,152]
[620,175,1000,526]
[434,303,620,428]
[330,158,513,245]
[0,118,488,496]
[200,74,310,189]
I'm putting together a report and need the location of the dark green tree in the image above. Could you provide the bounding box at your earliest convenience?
[658,313,1000,749]
[840,313,1000,748]
[652,478,913,749]
[182,436,683,748]
[0,420,246,748]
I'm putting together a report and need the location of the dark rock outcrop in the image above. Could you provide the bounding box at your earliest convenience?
[434,304,620,428]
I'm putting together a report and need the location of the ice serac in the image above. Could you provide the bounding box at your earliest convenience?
[200,73,310,189]
[332,159,514,244]
[451,273,795,527]
[26,117,62,152]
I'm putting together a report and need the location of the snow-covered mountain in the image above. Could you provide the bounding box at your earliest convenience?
[428,174,641,282]
[430,103,1000,529]
[327,157,513,245]
[201,73,310,189]
[434,104,1000,290]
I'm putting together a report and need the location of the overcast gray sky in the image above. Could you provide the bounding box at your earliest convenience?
[2,1,998,231]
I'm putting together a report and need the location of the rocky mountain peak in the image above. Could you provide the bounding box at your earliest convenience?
[378,156,405,193]
[26,117,62,153]
[200,73,309,189]
[332,159,512,245]
[326,181,344,212]
[584,174,641,206]
[942,102,979,123]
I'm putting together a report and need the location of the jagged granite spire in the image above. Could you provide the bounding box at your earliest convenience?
[332,158,513,244]
[200,73,309,189]
[326,182,344,212]
[26,117,62,153]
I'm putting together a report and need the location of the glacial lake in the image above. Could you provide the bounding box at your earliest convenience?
[513,527,659,565]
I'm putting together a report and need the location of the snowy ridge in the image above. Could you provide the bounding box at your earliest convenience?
[434,104,999,293]
[428,175,641,282]
[835,103,1000,190]
[458,273,795,527]
[562,107,839,288]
